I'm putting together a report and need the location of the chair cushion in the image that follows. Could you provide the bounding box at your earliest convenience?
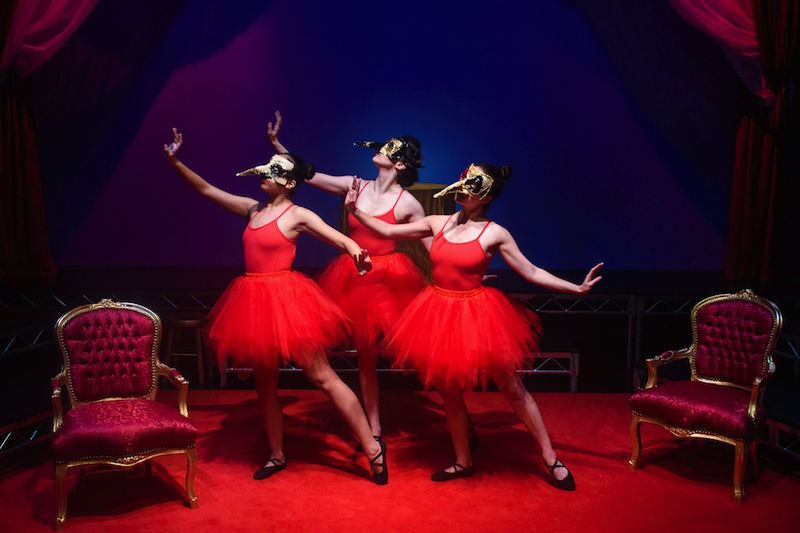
[629,380,760,439]
[52,399,197,461]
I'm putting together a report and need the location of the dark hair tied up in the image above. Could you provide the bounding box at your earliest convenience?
[477,162,512,202]
[396,135,422,188]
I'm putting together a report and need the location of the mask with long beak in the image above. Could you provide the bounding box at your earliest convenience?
[236,155,295,185]
[355,138,407,161]
[433,164,494,199]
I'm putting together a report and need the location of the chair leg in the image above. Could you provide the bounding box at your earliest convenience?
[186,448,198,509]
[195,329,205,388]
[748,440,759,480]
[55,463,68,529]
[733,441,746,502]
[629,415,642,470]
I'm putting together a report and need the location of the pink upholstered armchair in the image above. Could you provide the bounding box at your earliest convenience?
[628,289,782,501]
[50,299,198,528]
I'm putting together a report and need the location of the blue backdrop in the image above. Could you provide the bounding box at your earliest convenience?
[30,0,739,272]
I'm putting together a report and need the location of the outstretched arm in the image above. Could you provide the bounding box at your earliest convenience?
[345,178,435,240]
[164,128,257,218]
[400,196,434,251]
[496,226,603,294]
[294,207,372,275]
[267,110,353,195]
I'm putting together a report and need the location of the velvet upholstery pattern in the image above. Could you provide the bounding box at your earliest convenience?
[629,380,759,439]
[694,300,774,387]
[62,308,156,401]
[52,399,197,461]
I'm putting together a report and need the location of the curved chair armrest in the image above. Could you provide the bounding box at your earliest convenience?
[156,362,190,418]
[747,360,776,420]
[51,372,66,432]
[645,348,692,389]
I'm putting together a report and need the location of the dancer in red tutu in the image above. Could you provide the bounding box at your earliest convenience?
[268,112,427,444]
[164,128,387,484]
[346,163,603,489]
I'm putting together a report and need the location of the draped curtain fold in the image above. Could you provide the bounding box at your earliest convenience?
[670,0,799,285]
[668,0,771,99]
[0,0,97,279]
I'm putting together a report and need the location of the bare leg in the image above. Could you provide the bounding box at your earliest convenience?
[302,353,383,467]
[358,349,382,437]
[439,385,472,470]
[253,367,284,464]
[488,364,567,481]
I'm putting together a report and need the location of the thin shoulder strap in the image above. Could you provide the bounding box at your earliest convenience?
[476,220,492,239]
[436,214,455,238]
[390,188,405,211]
[356,180,370,199]
[276,203,294,220]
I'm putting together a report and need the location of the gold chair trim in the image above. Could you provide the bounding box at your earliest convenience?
[631,411,744,447]
[55,444,196,468]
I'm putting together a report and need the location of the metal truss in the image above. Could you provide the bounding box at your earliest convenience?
[510,293,631,314]
[2,288,797,456]
[768,419,800,459]
[224,351,578,391]
[1,324,54,354]
[0,413,51,459]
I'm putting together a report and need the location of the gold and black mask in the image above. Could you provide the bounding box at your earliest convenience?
[236,155,295,186]
[354,138,407,160]
[433,164,494,199]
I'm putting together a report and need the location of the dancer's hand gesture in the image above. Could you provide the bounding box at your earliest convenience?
[354,249,372,276]
[267,110,283,150]
[345,176,361,212]
[163,128,183,162]
[577,262,604,294]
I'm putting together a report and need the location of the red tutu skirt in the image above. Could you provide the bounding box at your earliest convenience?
[317,252,427,355]
[388,285,542,390]
[205,271,350,369]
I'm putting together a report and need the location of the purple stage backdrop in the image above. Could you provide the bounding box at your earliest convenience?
[29,0,739,272]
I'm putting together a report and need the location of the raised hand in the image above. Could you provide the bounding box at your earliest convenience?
[577,262,604,294]
[345,176,361,212]
[267,110,282,149]
[163,128,183,161]
[355,249,372,276]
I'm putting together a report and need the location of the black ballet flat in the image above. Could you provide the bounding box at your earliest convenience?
[253,458,286,480]
[369,438,388,485]
[355,434,382,453]
[544,457,576,491]
[431,463,475,482]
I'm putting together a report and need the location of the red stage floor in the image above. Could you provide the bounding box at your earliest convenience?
[1,390,798,532]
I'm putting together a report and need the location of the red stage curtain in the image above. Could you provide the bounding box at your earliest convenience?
[725,1,798,284]
[0,0,97,280]
[671,1,798,285]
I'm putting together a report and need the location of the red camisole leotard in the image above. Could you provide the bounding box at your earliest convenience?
[317,181,427,356]
[205,204,350,369]
[388,215,541,389]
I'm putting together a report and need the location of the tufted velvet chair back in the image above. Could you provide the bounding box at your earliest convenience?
[691,291,781,389]
[56,300,162,406]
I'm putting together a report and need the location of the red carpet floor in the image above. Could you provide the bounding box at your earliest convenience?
[1,390,798,532]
